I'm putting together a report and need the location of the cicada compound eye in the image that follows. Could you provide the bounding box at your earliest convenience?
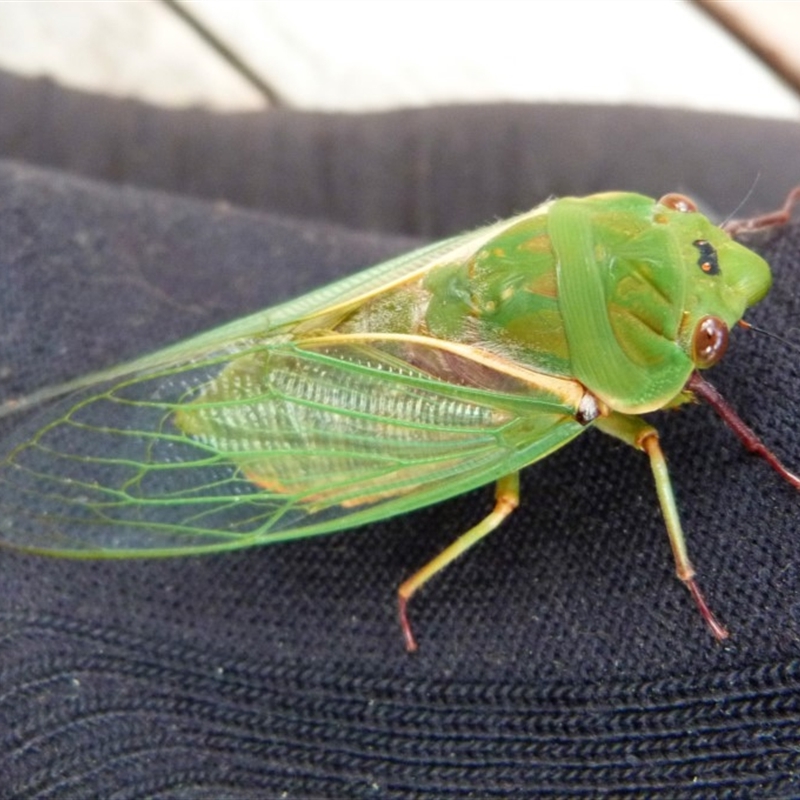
[658,193,698,213]
[692,315,729,368]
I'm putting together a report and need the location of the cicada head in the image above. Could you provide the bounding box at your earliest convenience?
[654,193,773,371]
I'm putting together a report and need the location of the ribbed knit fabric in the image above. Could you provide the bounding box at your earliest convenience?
[0,72,799,798]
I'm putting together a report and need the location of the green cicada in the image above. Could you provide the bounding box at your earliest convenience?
[0,191,797,651]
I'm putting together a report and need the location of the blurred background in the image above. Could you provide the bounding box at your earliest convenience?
[0,0,798,118]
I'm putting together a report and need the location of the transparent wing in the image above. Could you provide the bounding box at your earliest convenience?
[0,334,585,557]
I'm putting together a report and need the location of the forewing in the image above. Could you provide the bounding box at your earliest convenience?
[0,335,585,556]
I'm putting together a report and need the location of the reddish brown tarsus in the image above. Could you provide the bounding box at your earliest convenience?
[687,371,800,490]
[398,596,417,653]
[686,577,729,641]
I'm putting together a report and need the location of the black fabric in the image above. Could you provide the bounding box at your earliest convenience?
[1,71,799,798]
[3,68,800,238]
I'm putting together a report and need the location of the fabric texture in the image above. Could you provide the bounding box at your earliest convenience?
[0,70,799,798]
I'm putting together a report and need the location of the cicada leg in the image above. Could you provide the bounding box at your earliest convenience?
[398,471,520,652]
[722,186,800,237]
[596,413,729,641]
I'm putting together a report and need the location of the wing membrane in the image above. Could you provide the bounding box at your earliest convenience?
[0,334,584,556]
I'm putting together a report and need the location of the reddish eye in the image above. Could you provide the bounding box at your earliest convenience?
[658,193,698,213]
[692,316,729,368]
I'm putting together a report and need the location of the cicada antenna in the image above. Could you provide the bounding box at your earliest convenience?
[738,319,800,354]
[719,175,760,231]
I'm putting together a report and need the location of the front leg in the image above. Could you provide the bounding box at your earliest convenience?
[595,412,729,641]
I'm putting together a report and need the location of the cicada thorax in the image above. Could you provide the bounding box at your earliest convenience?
[333,207,571,385]
[548,194,697,414]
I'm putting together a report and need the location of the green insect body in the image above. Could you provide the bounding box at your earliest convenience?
[0,191,794,650]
